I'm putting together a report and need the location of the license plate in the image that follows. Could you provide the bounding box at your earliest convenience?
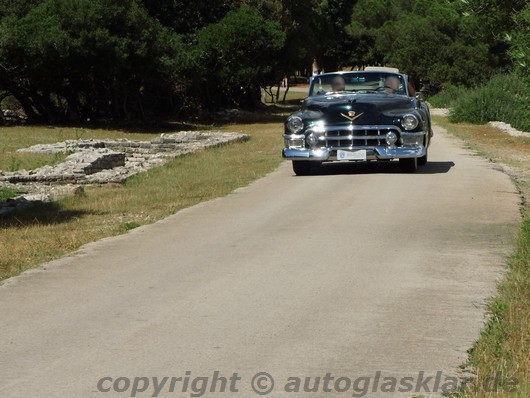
[337,149,366,161]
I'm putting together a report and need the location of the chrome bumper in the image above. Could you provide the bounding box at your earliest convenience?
[283,131,427,161]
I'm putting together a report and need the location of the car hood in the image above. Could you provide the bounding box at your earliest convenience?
[300,93,415,125]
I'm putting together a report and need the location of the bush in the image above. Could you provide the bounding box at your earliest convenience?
[449,73,530,131]
[427,85,467,108]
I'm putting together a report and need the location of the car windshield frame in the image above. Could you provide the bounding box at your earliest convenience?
[309,72,407,97]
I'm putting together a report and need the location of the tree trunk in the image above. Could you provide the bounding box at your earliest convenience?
[282,79,290,103]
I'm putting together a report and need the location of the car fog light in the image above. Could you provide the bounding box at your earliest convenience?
[285,135,305,149]
[401,114,419,131]
[306,134,318,147]
[286,116,303,134]
[386,132,398,145]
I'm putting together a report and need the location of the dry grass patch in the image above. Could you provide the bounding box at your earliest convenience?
[0,125,162,171]
[0,118,286,281]
[433,115,530,397]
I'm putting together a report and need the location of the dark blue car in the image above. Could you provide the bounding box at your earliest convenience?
[282,68,433,175]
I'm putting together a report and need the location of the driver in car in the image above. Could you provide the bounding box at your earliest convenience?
[331,75,346,92]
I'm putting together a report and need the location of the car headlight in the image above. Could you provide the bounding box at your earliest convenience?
[401,114,419,131]
[286,116,304,134]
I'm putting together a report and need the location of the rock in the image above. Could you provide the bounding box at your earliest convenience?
[1,131,249,214]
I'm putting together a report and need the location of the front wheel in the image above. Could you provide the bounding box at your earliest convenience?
[292,160,321,176]
[399,157,418,173]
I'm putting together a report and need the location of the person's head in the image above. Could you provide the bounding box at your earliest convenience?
[384,76,400,93]
[331,75,345,91]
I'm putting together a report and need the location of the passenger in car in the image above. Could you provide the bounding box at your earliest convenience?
[384,76,400,94]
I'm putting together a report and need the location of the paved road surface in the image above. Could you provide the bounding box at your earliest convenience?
[0,127,520,397]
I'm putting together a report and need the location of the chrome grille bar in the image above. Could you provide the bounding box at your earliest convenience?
[312,125,401,149]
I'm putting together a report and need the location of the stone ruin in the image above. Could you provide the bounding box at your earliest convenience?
[0,131,248,215]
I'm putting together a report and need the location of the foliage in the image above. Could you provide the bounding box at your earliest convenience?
[0,187,17,201]
[189,5,285,109]
[0,0,179,122]
[0,0,528,121]
[458,0,529,76]
[427,85,467,108]
[508,5,530,77]
[315,0,358,71]
[346,0,501,86]
[0,0,41,18]
[448,73,530,132]
[139,0,240,35]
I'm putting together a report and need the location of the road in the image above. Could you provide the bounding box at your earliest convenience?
[0,127,520,397]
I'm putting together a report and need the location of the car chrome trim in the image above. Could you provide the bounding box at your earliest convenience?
[283,146,426,161]
[305,125,405,149]
[283,128,427,161]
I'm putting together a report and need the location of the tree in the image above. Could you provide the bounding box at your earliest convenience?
[139,0,240,35]
[343,0,508,86]
[457,0,529,72]
[0,0,526,121]
[508,5,530,77]
[317,0,359,71]
[0,0,42,18]
[190,5,285,109]
[346,0,403,67]
[0,0,179,122]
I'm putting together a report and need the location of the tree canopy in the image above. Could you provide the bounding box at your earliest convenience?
[0,0,527,122]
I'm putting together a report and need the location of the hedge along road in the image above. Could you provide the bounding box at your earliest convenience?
[0,126,521,398]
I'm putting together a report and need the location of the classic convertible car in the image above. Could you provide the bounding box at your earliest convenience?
[282,68,433,175]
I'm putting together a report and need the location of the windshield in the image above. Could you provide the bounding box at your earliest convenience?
[309,72,407,96]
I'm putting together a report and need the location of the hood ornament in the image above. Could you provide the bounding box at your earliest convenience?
[341,111,364,122]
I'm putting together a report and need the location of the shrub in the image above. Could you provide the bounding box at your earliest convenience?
[427,85,467,108]
[449,73,530,131]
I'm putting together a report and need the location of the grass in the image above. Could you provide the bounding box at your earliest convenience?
[0,104,301,281]
[0,187,18,201]
[0,125,164,171]
[3,89,527,395]
[0,152,69,171]
[432,115,530,397]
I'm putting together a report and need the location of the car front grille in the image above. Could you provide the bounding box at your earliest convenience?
[319,126,401,149]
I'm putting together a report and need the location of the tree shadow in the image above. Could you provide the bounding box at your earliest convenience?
[38,120,201,135]
[30,107,297,132]
[310,160,455,175]
[0,201,94,227]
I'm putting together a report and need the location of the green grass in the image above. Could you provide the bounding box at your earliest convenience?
[0,125,166,171]
[0,114,288,281]
[432,116,530,397]
[1,90,529,394]
[0,152,69,171]
[459,219,530,397]
[0,187,17,201]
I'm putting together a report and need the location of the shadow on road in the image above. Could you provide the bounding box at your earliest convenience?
[304,160,455,175]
